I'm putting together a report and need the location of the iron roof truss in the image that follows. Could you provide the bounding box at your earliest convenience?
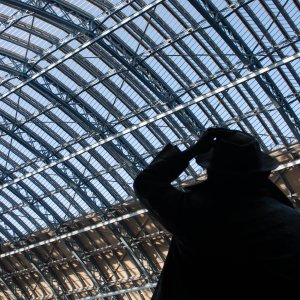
[0,0,300,298]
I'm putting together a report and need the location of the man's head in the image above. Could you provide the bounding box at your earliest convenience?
[195,129,278,176]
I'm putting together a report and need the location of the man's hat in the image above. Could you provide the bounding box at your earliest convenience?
[195,131,278,173]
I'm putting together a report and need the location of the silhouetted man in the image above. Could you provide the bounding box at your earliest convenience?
[134,128,300,299]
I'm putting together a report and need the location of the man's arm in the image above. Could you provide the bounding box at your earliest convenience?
[134,144,190,234]
[133,128,233,234]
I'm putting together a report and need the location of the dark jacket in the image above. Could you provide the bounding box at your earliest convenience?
[133,144,300,299]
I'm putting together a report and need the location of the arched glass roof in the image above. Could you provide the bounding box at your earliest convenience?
[0,0,300,298]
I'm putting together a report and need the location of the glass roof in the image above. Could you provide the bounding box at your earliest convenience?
[0,0,300,243]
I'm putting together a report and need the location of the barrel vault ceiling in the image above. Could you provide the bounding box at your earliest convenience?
[0,0,300,299]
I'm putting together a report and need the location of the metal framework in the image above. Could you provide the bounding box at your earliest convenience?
[0,0,300,299]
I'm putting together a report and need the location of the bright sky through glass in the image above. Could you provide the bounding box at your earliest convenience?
[0,0,300,242]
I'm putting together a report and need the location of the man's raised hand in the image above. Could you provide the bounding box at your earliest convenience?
[182,127,234,161]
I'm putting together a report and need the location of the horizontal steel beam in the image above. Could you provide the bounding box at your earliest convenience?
[2,231,170,280]
[0,155,298,258]
[0,9,33,35]
[274,158,300,172]
[30,281,157,300]
[0,0,164,102]
[1,51,300,190]
[0,209,147,258]
[77,283,157,300]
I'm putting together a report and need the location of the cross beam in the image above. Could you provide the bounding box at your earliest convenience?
[1,52,299,190]
[0,0,164,101]
[1,152,298,258]
[188,0,300,142]
[76,283,157,300]
[0,278,17,300]
[0,209,147,258]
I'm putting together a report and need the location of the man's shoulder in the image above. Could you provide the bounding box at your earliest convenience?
[258,195,300,224]
[182,185,300,227]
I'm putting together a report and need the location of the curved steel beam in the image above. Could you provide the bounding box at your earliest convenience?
[0,20,202,161]
[0,30,175,152]
[0,214,24,243]
[0,13,250,148]
[0,15,201,149]
[134,0,268,147]
[0,109,137,218]
[162,0,274,149]
[271,0,299,36]
[3,0,281,152]
[1,184,58,233]
[0,60,139,196]
[0,192,35,234]
[0,105,133,207]
[0,34,166,164]
[0,278,17,300]
[0,85,137,198]
[0,50,193,204]
[0,261,28,300]
[169,0,296,148]
[235,2,300,92]
[0,187,47,234]
[70,246,119,299]
[188,0,300,143]
[0,116,112,211]
[0,142,86,220]
[20,248,69,299]
[1,165,61,237]
[30,261,59,299]
[2,51,299,191]
[0,50,148,173]
[128,1,224,123]
[1,0,205,139]
[2,94,156,274]
[0,115,114,226]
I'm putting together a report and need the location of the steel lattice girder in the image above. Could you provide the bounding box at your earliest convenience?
[0,125,158,289]
[1,50,300,196]
[0,0,298,233]
[0,53,149,172]
[0,0,207,138]
[188,0,300,142]
[0,205,172,299]
[0,13,199,176]
[0,0,209,238]
[0,49,300,241]
[0,50,161,172]
[0,0,300,298]
[0,0,296,148]
[0,0,296,151]
[0,0,290,144]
